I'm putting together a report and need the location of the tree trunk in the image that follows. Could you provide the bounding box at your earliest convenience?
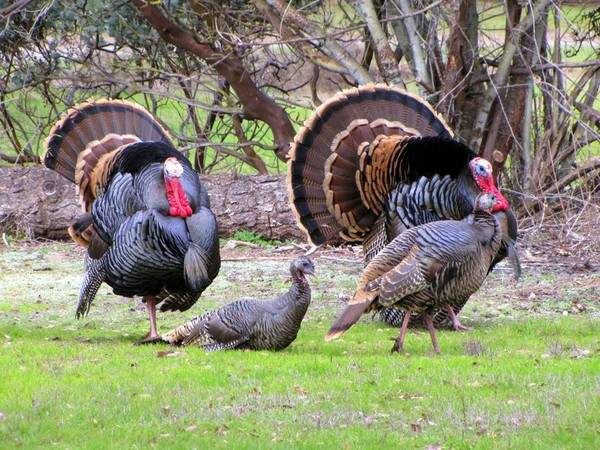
[480,0,549,176]
[0,167,304,242]
[438,0,482,141]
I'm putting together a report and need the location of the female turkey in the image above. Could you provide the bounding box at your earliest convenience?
[44,100,221,341]
[288,84,519,329]
[326,194,502,354]
[141,257,315,351]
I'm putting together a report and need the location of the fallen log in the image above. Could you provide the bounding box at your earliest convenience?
[0,166,305,242]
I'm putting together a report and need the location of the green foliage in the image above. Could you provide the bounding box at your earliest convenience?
[0,243,599,447]
[230,230,285,247]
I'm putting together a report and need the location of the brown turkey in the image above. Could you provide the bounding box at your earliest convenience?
[288,84,520,330]
[326,193,502,354]
[44,99,221,341]
[140,257,315,351]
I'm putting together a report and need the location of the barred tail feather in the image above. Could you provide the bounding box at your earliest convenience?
[202,337,250,352]
[76,255,106,319]
[325,299,374,341]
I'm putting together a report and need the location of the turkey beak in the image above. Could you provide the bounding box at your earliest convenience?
[306,269,317,279]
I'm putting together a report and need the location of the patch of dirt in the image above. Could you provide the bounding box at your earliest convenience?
[1,223,598,333]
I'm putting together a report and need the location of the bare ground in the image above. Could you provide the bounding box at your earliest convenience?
[2,224,597,335]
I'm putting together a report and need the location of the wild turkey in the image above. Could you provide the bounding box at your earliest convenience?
[326,193,502,354]
[141,257,315,351]
[288,84,520,329]
[44,99,221,340]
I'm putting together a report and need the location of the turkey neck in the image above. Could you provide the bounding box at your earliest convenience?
[472,209,503,254]
[283,268,312,320]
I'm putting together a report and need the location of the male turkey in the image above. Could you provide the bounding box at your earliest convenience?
[44,99,221,340]
[141,257,315,351]
[326,194,502,354]
[288,84,520,329]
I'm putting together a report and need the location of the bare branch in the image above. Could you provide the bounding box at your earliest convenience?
[132,0,296,161]
[353,0,405,87]
[394,0,433,96]
[469,0,551,149]
[259,0,375,85]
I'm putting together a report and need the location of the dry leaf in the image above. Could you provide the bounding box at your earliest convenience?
[361,415,378,426]
[156,350,185,358]
[293,384,309,394]
[411,422,422,433]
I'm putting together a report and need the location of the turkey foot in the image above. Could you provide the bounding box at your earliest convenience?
[446,305,473,331]
[134,296,160,345]
[390,311,412,354]
[136,335,164,345]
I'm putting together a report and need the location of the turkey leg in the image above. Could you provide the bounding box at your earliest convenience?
[445,304,473,331]
[145,295,159,339]
[423,313,441,354]
[391,310,412,353]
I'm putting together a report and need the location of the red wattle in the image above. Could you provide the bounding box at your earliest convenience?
[165,177,193,218]
[480,174,509,212]
[489,184,509,212]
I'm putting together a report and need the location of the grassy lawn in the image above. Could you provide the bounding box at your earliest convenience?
[1,242,599,448]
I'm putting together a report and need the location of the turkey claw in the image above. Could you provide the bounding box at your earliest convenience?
[390,341,403,354]
[134,335,163,346]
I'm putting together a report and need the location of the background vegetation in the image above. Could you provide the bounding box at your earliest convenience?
[1,1,598,178]
[2,0,599,254]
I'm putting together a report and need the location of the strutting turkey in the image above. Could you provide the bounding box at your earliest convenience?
[288,84,520,330]
[140,257,315,351]
[44,99,221,340]
[326,193,502,354]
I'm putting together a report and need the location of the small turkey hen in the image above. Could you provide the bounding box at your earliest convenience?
[141,257,315,351]
[326,194,502,354]
[44,99,221,340]
[288,84,520,329]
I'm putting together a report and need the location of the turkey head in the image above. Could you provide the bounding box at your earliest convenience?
[468,158,509,212]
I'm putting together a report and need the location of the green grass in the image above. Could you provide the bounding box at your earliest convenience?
[0,242,599,448]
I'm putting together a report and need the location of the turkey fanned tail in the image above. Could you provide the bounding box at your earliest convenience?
[76,255,107,319]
